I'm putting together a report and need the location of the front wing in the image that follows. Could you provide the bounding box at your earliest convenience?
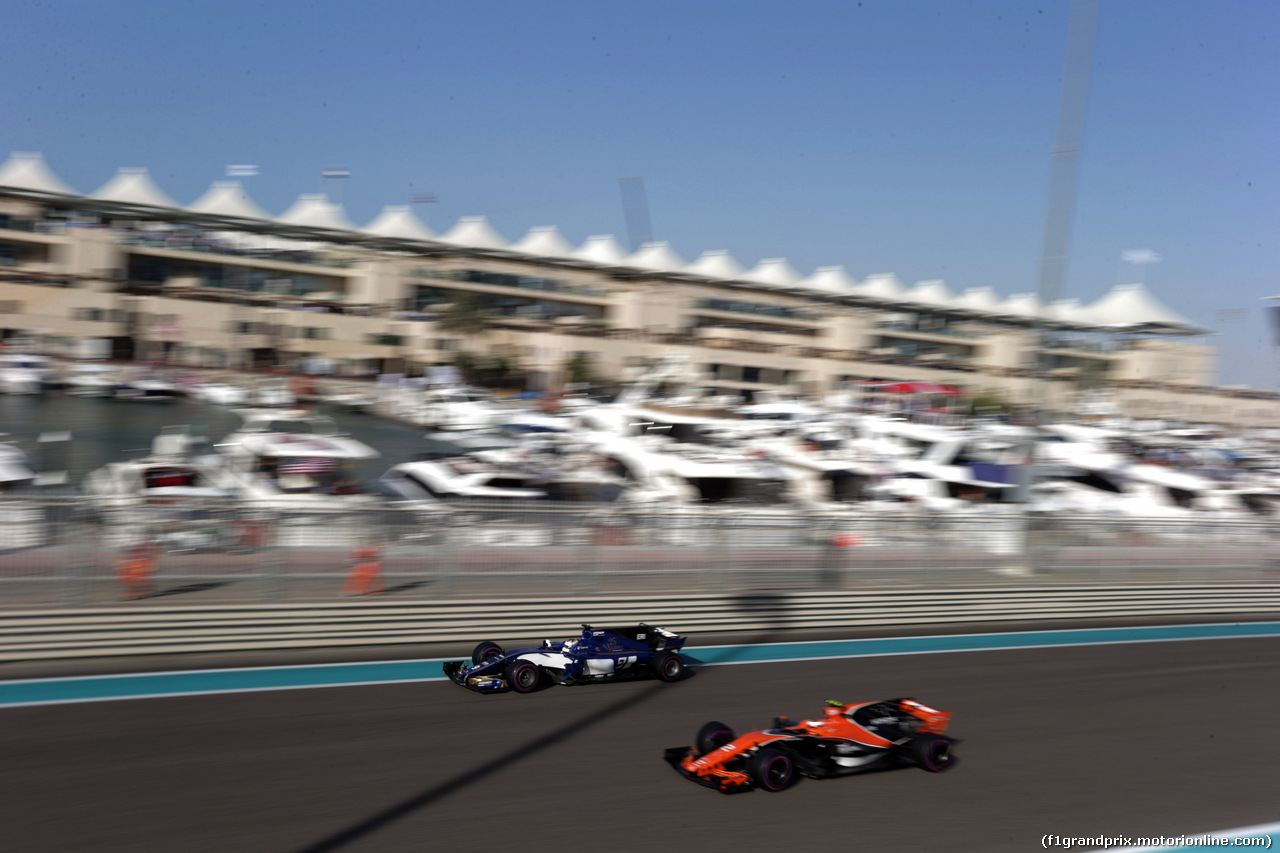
[662,747,753,793]
[442,660,507,693]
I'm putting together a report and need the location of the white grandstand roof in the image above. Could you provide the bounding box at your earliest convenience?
[998,292,1043,321]
[187,181,270,220]
[952,287,1001,315]
[1045,298,1090,326]
[0,152,76,196]
[684,250,747,280]
[364,205,435,240]
[1088,282,1207,334]
[801,266,858,297]
[745,258,803,290]
[902,280,956,310]
[439,216,508,250]
[853,273,907,304]
[510,226,575,259]
[277,193,356,231]
[92,168,177,209]
[573,235,629,266]
[627,241,686,272]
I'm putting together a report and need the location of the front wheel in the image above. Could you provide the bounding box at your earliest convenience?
[650,650,684,683]
[505,659,542,694]
[471,641,504,665]
[750,748,795,792]
[695,721,736,756]
[907,733,956,772]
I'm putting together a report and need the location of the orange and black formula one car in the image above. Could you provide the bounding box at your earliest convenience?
[664,698,956,793]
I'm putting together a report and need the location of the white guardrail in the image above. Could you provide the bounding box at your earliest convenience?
[3,583,1280,661]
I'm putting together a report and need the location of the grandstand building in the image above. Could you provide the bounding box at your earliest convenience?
[1,152,1274,426]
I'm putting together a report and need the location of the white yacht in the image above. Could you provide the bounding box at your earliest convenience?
[1032,422,1279,517]
[81,426,234,509]
[378,431,628,504]
[377,458,549,502]
[113,367,183,401]
[214,410,380,507]
[753,423,897,506]
[0,353,56,394]
[588,423,797,505]
[64,362,119,397]
[0,439,46,551]
[409,386,506,431]
[573,356,801,505]
[321,387,377,412]
[191,381,250,406]
[0,439,38,492]
[248,378,296,408]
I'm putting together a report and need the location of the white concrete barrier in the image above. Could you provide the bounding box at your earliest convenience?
[2,583,1279,661]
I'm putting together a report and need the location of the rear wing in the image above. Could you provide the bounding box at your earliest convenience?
[899,698,951,734]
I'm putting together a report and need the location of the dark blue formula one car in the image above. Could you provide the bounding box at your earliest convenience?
[442,623,688,693]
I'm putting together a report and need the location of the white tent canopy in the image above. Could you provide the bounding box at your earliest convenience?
[744,258,803,290]
[364,205,435,240]
[0,151,76,196]
[573,234,629,266]
[852,273,907,305]
[510,226,575,259]
[277,193,356,231]
[1045,298,1090,326]
[684,250,747,280]
[439,216,508,250]
[952,287,1001,316]
[901,279,956,311]
[1087,282,1205,333]
[626,241,686,273]
[93,168,177,209]
[187,180,270,220]
[998,292,1043,321]
[801,265,858,297]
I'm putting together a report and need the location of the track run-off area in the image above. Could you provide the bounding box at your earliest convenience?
[3,622,1278,852]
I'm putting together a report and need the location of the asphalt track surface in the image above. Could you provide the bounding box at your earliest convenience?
[4,633,1278,853]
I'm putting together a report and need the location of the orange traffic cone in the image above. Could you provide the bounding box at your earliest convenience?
[342,545,385,596]
[117,540,157,600]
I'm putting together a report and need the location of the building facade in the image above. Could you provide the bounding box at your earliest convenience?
[1,154,1275,427]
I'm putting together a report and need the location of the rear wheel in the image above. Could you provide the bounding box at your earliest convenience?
[908,733,956,772]
[651,651,684,683]
[471,641,504,665]
[750,748,795,792]
[505,659,542,694]
[695,721,736,756]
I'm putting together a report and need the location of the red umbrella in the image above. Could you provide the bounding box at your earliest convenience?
[879,381,966,395]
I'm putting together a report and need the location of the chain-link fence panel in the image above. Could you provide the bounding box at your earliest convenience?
[4,497,1280,608]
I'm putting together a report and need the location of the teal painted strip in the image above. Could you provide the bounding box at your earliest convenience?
[0,660,443,707]
[683,621,1280,666]
[2,621,1278,708]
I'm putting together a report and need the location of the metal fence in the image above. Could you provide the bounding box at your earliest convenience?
[1,496,1278,608]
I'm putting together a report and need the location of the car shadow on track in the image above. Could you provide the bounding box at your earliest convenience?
[135,581,234,600]
[290,590,796,853]
[381,580,428,595]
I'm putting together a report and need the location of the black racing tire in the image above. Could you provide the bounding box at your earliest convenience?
[750,748,795,792]
[695,721,736,756]
[505,659,542,694]
[650,650,684,683]
[471,641,504,665]
[907,733,956,772]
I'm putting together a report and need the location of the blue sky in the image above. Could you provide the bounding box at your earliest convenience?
[4,0,1277,387]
